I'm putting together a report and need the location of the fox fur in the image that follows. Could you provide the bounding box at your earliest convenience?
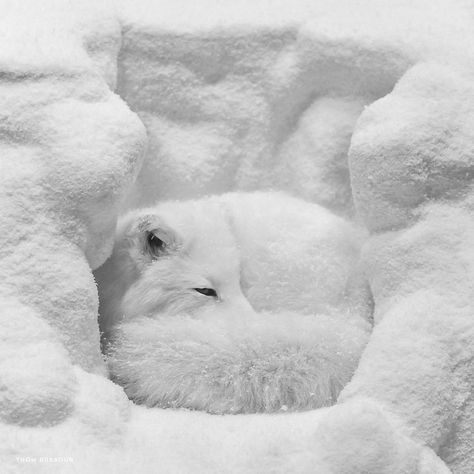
[94,191,370,414]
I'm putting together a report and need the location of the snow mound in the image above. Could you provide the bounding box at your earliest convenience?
[342,61,474,473]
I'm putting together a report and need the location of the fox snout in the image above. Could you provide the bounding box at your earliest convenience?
[216,292,258,320]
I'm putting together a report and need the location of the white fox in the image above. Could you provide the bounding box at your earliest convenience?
[95,192,371,414]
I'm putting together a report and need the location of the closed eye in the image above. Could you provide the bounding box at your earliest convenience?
[194,288,218,298]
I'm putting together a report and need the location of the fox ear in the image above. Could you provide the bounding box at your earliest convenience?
[144,227,174,259]
[121,214,179,262]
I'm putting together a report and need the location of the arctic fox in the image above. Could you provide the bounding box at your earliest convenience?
[95,192,370,414]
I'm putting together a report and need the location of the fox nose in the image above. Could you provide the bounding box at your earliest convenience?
[234,294,256,315]
[220,290,257,319]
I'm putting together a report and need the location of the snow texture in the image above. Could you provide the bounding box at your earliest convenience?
[0,0,473,472]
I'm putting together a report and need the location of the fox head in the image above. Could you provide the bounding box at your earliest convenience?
[95,197,256,342]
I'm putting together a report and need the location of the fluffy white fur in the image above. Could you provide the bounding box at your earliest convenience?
[107,311,368,414]
[95,191,370,414]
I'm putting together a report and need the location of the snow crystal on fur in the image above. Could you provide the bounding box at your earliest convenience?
[107,311,369,414]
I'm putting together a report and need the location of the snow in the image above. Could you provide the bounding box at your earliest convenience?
[116,0,474,216]
[1,0,474,472]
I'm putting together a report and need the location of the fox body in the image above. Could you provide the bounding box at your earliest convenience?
[95,192,370,414]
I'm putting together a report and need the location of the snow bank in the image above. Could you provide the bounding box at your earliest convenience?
[0,0,146,463]
[1,0,474,472]
[117,0,474,217]
[343,62,474,474]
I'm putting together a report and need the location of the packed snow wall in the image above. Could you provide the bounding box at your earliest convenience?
[1,0,474,473]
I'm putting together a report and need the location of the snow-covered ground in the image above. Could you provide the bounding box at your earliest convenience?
[1,0,473,472]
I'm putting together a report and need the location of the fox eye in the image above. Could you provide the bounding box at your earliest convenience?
[146,232,165,257]
[194,288,218,298]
